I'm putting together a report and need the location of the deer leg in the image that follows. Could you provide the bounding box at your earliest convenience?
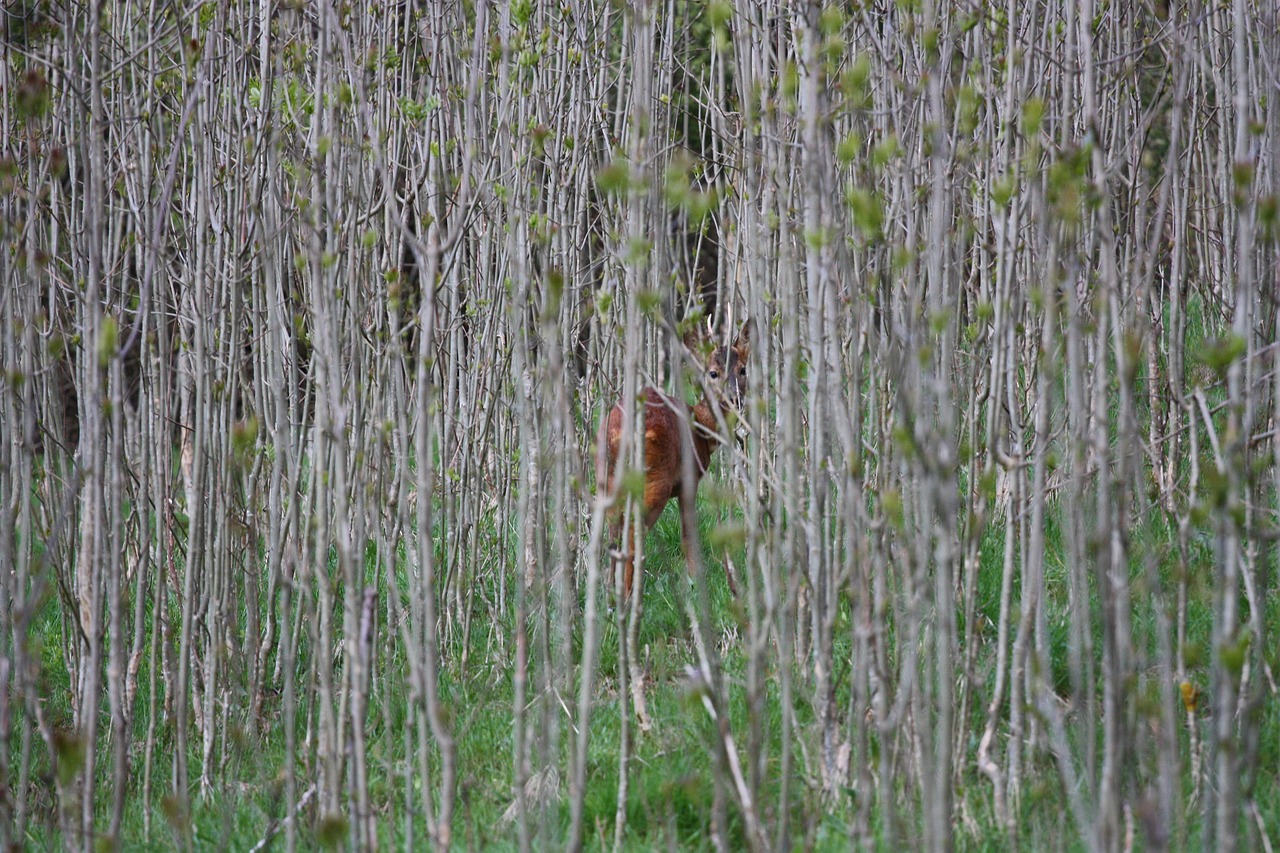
[622,520,638,598]
[613,500,664,600]
[676,494,701,584]
[721,554,741,596]
[677,495,740,595]
[624,503,666,597]
[624,504,666,736]
[605,514,633,599]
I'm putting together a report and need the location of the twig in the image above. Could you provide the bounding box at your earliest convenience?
[247,784,317,853]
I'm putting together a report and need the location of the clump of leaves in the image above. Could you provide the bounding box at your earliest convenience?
[845,186,883,241]
[15,69,51,121]
[1197,333,1246,380]
[597,158,634,197]
[316,813,349,849]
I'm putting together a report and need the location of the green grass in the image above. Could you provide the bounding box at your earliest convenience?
[9,470,1280,850]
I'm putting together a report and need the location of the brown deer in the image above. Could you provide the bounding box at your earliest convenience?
[596,320,753,598]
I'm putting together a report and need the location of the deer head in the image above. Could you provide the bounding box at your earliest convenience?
[684,319,753,416]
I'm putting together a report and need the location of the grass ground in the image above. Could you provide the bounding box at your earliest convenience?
[11,488,1280,850]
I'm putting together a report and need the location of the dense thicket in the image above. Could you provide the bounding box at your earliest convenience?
[1,0,1277,850]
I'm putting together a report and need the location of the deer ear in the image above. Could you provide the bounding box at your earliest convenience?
[683,325,705,355]
[734,318,754,353]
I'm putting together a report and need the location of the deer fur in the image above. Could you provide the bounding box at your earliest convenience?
[597,320,753,597]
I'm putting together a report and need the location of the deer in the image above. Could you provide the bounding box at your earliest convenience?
[596,319,753,600]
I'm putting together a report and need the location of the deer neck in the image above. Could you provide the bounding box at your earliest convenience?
[688,399,723,475]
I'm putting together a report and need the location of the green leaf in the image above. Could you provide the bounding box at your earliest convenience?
[97,316,119,367]
[597,159,633,196]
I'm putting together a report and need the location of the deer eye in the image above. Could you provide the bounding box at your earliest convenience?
[709,370,719,379]
[738,367,746,376]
